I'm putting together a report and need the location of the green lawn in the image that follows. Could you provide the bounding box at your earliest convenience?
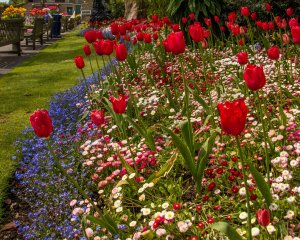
[0,29,101,220]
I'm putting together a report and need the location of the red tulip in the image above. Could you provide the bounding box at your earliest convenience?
[262,22,269,31]
[30,109,53,138]
[163,16,170,24]
[286,7,294,16]
[162,39,171,52]
[114,43,127,61]
[118,24,127,35]
[291,26,300,44]
[182,17,188,24]
[109,94,127,114]
[189,13,195,21]
[256,208,270,227]
[152,15,158,23]
[110,23,119,35]
[204,18,212,27]
[101,40,113,55]
[251,12,257,21]
[238,38,245,46]
[95,31,103,40]
[143,33,152,43]
[241,7,250,17]
[172,24,180,32]
[267,45,280,60]
[214,16,220,23]
[84,31,97,43]
[236,52,248,65]
[166,31,185,55]
[188,24,204,43]
[74,56,85,69]
[152,32,159,41]
[265,3,272,12]
[93,40,103,55]
[243,64,266,91]
[289,18,299,28]
[268,22,275,30]
[228,12,237,23]
[218,99,248,136]
[83,44,91,56]
[91,110,105,126]
[136,32,144,41]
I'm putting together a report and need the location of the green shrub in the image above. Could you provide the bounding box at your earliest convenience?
[110,0,125,19]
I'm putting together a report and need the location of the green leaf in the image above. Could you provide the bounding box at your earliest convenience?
[147,153,178,183]
[190,88,210,114]
[86,215,119,235]
[211,222,243,240]
[116,149,135,175]
[162,126,196,178]
[167,0,184,17]
[77,111,89,123]
[196,132,218,192]
[179,120,194,154]
[247,161,272,207]
[188,0,196,12]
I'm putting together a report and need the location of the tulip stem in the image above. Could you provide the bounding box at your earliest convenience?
[88,56,97,83]
[236,136,253,240]
[46,140,101,214]
[80,69,93,109]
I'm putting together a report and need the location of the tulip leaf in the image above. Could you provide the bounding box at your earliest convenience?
[190,88,210,114]
[196,132,218,192]
[179,120,194,154]
[86,215,119,235]
[247,160,272,207]
[161,126,196,178]
[147,153,178,183]
[116,149,135,175]
[211,222,243,240]
[77,111,89,123]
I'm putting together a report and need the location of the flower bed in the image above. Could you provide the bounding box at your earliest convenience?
[15,4,300,240]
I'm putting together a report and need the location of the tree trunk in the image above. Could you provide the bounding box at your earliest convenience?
[124,0,139,20]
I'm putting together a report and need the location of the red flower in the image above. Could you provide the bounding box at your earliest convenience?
[84,30,97,43]
[173,203,181,210]
[204,18,212,27]
[289,18,299,28]
[265,3,272,12]
[236,52,248,65]
[182,17,187,24]
[286,7,294,16]
[188,24,204,43]
[256,208,270,227]
[136,32,144,41]
[152,32,158,40]
[93,40,103,55]
[109,94,127,114]
[189,13,195,21]
[162,39,171,52]
[172,24,180,32]
[262,22,269,31]
[190,236,198,240]
[238,38,245,46]
[74,56,85,69]
[95,31,103,40]
[83,44,91,56]
[268,21,275,30]
[143,33,152,43]
[114,43,127,61]
[101,40,113,55]
[214,16,220,23]
[228,12,237,23]
[243,64,266,91]
[110,23,119,35]
[241,7,250,17]
[152,15,158,23]
[91,110,105,126]
[218,99,248,136]
[267,45,280,60]
[118,24,127,35]
[30,109,53,138]
[166,31,185,55]
[251,12,257,21]
[197,222,205,228]
[291,26,300,44]
[208,182,216,191]
[163,16,170,24]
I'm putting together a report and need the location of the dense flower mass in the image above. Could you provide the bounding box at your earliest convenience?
[14,8,300,240]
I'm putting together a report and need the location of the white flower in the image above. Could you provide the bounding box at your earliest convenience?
[148,182,154,188]
[142,208,151,216]
[239,212,248,220]
[290,160,299,167]
[122,175,128,180]
[266,224,276,234]
[129,221,137,227]
[162,202,169,209]
[129,173,136,179]
[116,207,123,213]
[251,227,260,237]
[269,203,278,211]
[85,228,94,238]
[156,228,166,236]
[70,199,77,207]
[287,196,295,203]
[236,228,246,236]
[239,187,246,196]
[139,194,145,201]
[283,236,293,240]
[114,200,122,208]
[138,187,145,193]
[164,211,174,220]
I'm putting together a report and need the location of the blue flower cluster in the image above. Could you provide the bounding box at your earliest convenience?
[13,59,116,239]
